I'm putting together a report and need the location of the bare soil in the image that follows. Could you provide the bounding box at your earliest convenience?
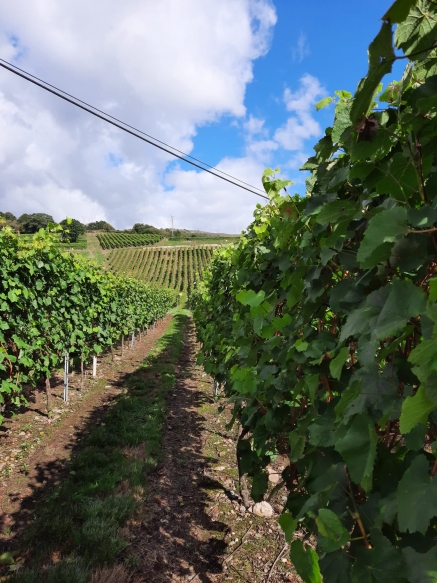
[124,318,301,583]
[0,317,170,553]
[1,316,302,582]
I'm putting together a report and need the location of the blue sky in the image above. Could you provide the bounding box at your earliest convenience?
[191,0,405,195]
[0,0,407,232]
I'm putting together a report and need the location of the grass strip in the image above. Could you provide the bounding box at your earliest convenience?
[9,314,188,583]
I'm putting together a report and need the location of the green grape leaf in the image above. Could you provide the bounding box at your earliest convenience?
[320,550,352,583]
[404,423,427,451]
[278,513,298,542]
[395,1,437,54]
[236,289,266,307]
[316,96,333,111]
[251,470,268,502]
[330,347,350,380]
[335,381,362,422]
[400,386,437,434]
[397,455,437,534]
[376,153,420,202]
[350,22,395,124]
[315,508,349,551]
[402,546,437,583]
[289,539,322,583]
[373,278,426,340]
[316,201,357,225]
[408,334,437,386]
[335,413,378,492]
[357,207,408,268]
[383,0,417,23]
[289,430,306,462]
[332,101,352,143]
[351,529,406,583]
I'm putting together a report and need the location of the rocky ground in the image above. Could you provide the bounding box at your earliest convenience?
[0,315,301,583]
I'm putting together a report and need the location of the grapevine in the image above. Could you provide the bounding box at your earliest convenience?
[0,225,175,423]
[96,232,163,249]
[192,2,437,581]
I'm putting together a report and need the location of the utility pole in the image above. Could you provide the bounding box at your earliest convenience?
[170,215,174,238]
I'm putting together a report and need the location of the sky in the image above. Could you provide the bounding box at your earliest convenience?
[0,0,405,233]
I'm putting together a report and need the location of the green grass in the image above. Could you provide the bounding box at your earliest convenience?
[57,241,87,249]
[17,234,88,250]
[158,237,238,246]
[10,314,188,583]
[73,234,106,264]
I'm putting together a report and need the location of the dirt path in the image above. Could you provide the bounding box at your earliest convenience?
[0,316,171,554]
[1,316,301,582]
[126,318,300,583]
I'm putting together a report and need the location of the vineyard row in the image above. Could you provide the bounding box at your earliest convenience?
[108,245,216,293]
[97,233,163,249]
[0,227,175,422]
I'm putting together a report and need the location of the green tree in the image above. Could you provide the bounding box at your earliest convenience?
[86,220,115,231]
[59,218,86,243]
[17,213,30,225]
[19,213,55,234]
[0,212,16,221]
[131,223,160,234]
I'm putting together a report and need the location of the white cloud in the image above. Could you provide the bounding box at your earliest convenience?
[286,152,309,170]
[163,156,267,234]
[2,182,107,224]
[0,0,276,230]
[283,73,325,116]
[244,114,265,137]
[274,74,324,151]
[291,32,310,62]
[246,138,278,161]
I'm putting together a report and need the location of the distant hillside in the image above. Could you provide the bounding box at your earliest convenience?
[107,245,217,294]
[125,223,239,238]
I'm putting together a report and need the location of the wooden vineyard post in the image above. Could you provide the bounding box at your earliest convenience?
[80,355,84,390]
[237,427,252,508]
[111,345,114,362]
[45,376,51,413]
[121,334,124,357]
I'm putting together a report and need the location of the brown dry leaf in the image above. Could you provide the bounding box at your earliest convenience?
[116,480,130,495]
[50,551,61,564]
[91,564,132,583]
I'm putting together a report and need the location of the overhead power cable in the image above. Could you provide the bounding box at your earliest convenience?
[0,58,269,200]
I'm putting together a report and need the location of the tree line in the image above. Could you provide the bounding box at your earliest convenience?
[1,212,230,242]
[0,212,115,242]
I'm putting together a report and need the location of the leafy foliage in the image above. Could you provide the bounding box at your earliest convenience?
[108,245,216,293]
[97,232,163,249]
[192,2,437,581]
[19,213,55,234]
[0,212,16,221]
[59,218,86,243]
[86,220,115,231]
[0,225,175,423]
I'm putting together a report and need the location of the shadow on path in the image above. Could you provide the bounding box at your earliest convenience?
[130,317,229,583]
[0,315,233,583]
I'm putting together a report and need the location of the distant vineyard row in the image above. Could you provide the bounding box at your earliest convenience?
[97,233,163,249]
[108,246,216,293]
